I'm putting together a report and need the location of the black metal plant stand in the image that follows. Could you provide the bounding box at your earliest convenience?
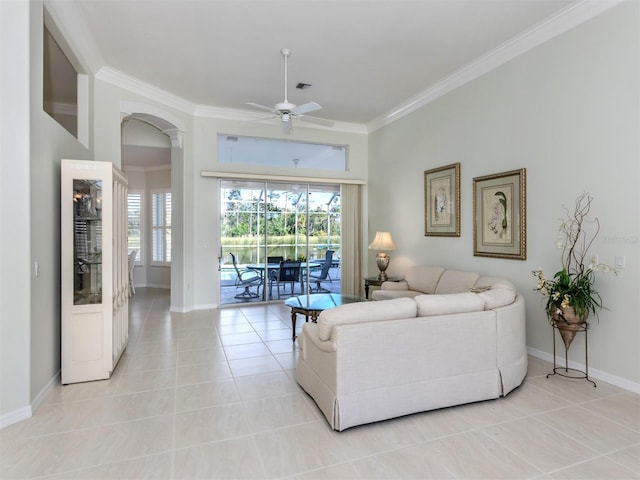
[547,321,596,387]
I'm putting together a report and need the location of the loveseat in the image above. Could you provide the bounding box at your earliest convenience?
[295,267,527,431]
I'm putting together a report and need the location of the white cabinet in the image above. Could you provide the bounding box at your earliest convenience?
[61,159,129,384]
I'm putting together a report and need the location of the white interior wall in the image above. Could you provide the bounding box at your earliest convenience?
[368,1,639,386]
[1,0,96,426]
[0,0,32,424]
[94,79,369,311]
[191,117,369,309]
[29,1,94,404]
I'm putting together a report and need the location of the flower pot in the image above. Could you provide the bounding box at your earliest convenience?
[550,305,588,350]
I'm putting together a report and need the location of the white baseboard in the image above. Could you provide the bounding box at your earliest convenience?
[0,370,60,430]
[170,304,220,313]
[169,305,192,313]
[32,370,60,412]
[0,405,31,430]
[527,347,640,394]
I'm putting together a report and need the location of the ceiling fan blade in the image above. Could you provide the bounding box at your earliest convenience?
[293,102,321,115]
[242,114,278,124]
[246,102,278,114]
[298,115,335,127]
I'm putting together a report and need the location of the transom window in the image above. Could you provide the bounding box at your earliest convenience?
[217,134,348,171]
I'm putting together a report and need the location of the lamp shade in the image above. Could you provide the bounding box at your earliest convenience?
[368,231,396,251]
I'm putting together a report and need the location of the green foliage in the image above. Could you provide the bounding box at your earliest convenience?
[532,193,616,322]
[533,267,603,320]
[220,186,342,264]
[223,235,341,264]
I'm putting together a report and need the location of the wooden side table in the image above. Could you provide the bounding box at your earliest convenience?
[364,276,401,299]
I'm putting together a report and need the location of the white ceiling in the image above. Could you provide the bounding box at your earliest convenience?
[49,0,590,130]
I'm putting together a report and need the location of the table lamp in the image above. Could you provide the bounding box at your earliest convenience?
[368,231,396,281]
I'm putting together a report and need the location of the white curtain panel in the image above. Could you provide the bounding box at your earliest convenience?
[340,184,362,296]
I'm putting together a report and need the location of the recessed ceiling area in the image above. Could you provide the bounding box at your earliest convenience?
[51,0,579,128]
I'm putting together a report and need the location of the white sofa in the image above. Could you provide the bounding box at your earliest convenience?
[372,265,486,300]
[295,267,527,431]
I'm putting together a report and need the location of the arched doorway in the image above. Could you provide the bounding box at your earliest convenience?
[120,106,186,312]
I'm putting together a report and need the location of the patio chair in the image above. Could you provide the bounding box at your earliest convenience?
[230,253,263,299]
[309,250,334,293]
[269,260,302,299]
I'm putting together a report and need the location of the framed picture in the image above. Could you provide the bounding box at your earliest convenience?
[424,163,460,236]
[473,168,526,260]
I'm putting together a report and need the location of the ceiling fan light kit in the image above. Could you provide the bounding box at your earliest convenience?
[246,48,334,133]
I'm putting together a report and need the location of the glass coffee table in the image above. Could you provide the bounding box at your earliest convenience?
[285,293,367,340]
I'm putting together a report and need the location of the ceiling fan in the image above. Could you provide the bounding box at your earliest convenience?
[246,48,334,134]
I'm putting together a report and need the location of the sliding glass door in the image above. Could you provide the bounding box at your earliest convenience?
[220,180,341,305]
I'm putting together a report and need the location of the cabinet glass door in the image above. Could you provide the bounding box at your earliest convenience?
[73,179,103,304]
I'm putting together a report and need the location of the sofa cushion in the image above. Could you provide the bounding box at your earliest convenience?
[470,276,518,309]
[404,266,445,294]
[474,276,517,291]
[317,298,417,341]
[380,280,409,291]
[371,289,422,301]
[434,270,481,294]
[477,287,517,310]
[414,292,485,317]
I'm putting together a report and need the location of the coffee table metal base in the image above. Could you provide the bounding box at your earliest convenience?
[285,294,367,340]
[289,307,320,340]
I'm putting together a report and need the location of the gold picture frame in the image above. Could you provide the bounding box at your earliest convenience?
[424,163,460,237]
[473,168,526,260]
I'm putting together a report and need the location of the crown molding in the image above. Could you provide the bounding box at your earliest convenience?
[93,0,620,136]
[96,67,196,115]
[367,0,624,133]
[96,67,197,115]
[193,104,255,121]
[98,68,368,135]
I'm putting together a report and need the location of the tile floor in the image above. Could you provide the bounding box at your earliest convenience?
[1,288,638,479]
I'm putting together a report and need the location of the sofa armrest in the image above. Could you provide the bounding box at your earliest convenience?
[317,297,418,341]
[381,280,409,291]
[299,323,337,354]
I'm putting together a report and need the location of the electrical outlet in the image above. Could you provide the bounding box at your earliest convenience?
[615,256,625,269]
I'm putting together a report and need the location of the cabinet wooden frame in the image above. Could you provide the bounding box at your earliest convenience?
[61,159,129,384]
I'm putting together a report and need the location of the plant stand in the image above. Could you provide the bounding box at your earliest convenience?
[546,321,596,387]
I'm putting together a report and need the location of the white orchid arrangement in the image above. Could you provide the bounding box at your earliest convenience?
[533,192,616,321]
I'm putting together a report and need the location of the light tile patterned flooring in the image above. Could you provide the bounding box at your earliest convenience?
[1,288,638,479]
